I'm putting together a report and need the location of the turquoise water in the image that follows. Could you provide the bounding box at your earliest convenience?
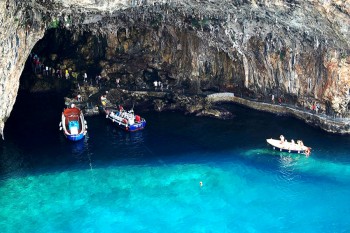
[1,94,350,232]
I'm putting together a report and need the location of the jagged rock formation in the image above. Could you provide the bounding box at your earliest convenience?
[1,0,350,137]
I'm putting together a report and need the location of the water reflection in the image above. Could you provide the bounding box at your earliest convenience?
[70,135,89,160]
[108,126,145,145]
[68,134,96,173]
[104,123,147,158]
[277,154,300,182]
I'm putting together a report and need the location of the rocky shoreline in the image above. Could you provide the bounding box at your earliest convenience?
[65,85,234,119]
[64,82,350,134]
[207,93,350,134]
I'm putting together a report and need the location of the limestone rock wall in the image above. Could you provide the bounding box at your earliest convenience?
[1,0,350,137]
[0,1,45,138]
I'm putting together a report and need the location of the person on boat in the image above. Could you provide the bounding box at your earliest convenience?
[297,140,302,149]
[290,139,296,150]
[71,103,75,108]
[280,135,285,144]
[135,115,141,122]
[299,140,304,147]
[305,147,311,157]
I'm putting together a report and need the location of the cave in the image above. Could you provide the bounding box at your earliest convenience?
[6,22,243,140]
[2,1,350,230]
[20,24,245,97]
[1,0,350,137]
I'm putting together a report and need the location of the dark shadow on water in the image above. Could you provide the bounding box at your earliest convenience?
[1,91,350,186]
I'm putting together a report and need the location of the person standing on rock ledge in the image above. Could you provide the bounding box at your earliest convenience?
[45,66,49,77]
[312,103,316,112]
[272,94,275,103]
[316,103,320,114]
[84,73,88,83]
[56,69,61,79]
[100,95,107,106]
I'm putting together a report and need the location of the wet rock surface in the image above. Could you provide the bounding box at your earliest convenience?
[208,92,350,134]
[1,0,350,137]
[64,84,233,120]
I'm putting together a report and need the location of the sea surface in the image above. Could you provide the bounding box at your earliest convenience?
[1,92,350,233]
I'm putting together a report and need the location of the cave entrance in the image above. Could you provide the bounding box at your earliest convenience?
[5,28,99,140]
[7,18,247,138]
[6,26,152,139]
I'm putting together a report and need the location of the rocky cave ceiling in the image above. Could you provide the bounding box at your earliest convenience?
[0,0,350,138]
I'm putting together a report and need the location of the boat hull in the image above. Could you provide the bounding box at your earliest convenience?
[65,132,85,141]
[110,118,146,132]
[268,145,304,154]
[266,138,309,154]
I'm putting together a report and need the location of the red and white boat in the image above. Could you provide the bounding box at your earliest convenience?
[59,104,87,141]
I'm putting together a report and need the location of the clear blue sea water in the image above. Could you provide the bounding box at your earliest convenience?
[1,92,350,232]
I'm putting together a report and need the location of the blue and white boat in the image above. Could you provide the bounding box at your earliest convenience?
[104,106,146,132]
[59,105,87,141]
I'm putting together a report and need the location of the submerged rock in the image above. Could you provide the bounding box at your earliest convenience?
[196,107,234,120]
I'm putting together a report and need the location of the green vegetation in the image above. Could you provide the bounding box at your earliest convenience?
[150,13,163,29]
[48,19,59,29]
[71,72,78,79]
[340,52,347,60]
[191,18,200,28]
[200,18,210,27]
[279,49,286,61]
[191,17,210,29]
